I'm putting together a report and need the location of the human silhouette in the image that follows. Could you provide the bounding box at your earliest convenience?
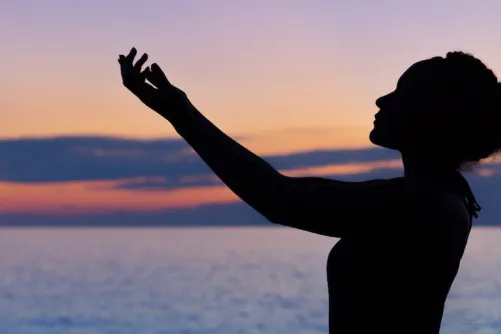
[118,47,498,333]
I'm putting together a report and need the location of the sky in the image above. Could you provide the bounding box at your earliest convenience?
[2,0,501,225]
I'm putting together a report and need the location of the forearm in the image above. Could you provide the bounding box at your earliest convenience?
[169,107,283,210]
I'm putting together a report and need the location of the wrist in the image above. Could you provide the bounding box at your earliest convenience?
[169,106,201,136]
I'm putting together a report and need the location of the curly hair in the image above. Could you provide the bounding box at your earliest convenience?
[437,51,501,170]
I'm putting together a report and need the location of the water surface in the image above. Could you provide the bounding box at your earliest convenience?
[0,227,499,334]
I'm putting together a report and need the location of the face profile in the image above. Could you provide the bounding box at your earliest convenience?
[370,53,501,171]
[369,58,443,151]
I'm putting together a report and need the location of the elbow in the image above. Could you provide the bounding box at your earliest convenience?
[241,174,291,222]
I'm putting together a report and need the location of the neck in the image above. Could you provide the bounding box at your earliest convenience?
[401,152,480,218]
[401,152,458,181]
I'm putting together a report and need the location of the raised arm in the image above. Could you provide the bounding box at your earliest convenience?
[118,47,406,238]
[171,107,401,237]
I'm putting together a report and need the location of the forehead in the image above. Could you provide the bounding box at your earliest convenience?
[397,57,444,88]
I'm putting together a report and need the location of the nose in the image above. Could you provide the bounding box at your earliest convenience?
[375,93,392,109]
[375,96,384,109]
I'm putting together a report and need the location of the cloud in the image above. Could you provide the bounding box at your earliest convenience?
[0,135,401,188]
[0,136,199,183]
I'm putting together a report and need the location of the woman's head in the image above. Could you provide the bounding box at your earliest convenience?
[370,51,501,170]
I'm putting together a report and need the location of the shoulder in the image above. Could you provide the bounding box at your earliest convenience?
[340,177,471,239]
[399,180,471,236]
[403,180,469,217]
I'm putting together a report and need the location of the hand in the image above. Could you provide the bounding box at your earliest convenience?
[118,47,194,120]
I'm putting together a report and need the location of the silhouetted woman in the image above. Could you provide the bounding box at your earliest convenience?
[118,48,497,333]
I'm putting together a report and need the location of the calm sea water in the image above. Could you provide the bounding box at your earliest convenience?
[0,227,500,334]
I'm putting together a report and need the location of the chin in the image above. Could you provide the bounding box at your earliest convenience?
[369,127,398,150]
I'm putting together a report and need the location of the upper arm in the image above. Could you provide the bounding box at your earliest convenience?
[256,175,408,238]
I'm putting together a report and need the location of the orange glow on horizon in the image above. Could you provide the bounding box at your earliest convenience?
[0,159,404,215]
[0,181,237,215]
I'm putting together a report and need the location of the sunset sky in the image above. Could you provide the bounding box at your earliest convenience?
[2,0,501,223]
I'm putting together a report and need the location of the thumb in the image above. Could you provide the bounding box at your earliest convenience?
[147,63,171,89]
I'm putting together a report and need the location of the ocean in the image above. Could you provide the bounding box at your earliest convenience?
[0,227,499,334]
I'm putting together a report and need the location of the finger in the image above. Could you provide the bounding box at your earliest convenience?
[118,55,125,69]
[134,53,148,71]
[118,55,128,81]
[125,47,137,66]
[144,71,163,89]
[151,63,169,82]
[140,67,151,80]
[149,63,171,88]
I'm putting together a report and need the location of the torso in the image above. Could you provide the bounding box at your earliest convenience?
[326,177,472,334]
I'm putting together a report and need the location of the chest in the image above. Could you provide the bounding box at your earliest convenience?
[326,236,434,284]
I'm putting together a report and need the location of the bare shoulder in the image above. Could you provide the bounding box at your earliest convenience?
[415,183,469,220]
[432,189,471,235]
[405,181,471,237]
